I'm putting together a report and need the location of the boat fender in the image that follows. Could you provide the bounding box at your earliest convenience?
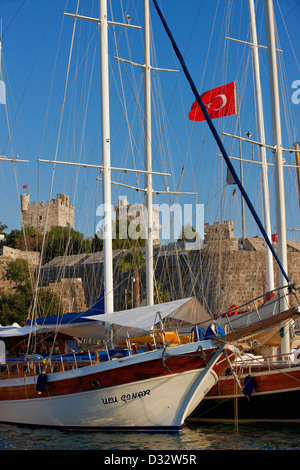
[242,375,255,400]
[36,372,47,394]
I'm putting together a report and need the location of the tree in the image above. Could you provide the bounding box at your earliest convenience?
[0,222,7,234]
[3,227,42,252]
[154,281,170,304]
[0,258,62,326]
[0,291,29,326]
[43,226,92,263]
[90,234,103,252]
[2,225,93,262]
[117,249,145,308]
[6,258,31,286]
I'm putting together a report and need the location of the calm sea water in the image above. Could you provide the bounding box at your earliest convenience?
[1,421,299,451]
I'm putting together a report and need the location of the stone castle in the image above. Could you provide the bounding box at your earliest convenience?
[2,190,300,316]
[37,219,300,315]
[20,193,74,233]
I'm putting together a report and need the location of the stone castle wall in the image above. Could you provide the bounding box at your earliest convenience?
[0,247,86,314]
[45,278,87,314]
[38,220,300,316]
[0,246,40,294]
[1,220,299,316]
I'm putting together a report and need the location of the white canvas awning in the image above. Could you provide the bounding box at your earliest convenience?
[82,296,211,339]
[0,297,211,340]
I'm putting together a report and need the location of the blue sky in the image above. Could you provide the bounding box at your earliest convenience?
[0,0,299,243]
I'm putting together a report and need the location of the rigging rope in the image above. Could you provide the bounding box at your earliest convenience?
[151,0,291,286]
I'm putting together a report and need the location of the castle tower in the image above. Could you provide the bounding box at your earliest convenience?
[21,193,75,233]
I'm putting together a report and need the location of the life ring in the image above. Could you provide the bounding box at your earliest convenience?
[228,304,238,316]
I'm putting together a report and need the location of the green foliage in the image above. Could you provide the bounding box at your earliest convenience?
[117,249,146,308]
[0,222,8,234]
[0,291,29,326]
[6,258,31,285]
[154,281,170,304]
[1,218,146,263]
[90,234,103,252]
[42,226,92,263]
[2,225,94,262]
[118,249,145,274]
[0,258,62,326]
[4,227,43,252]
[112,219,145,249]
[96,219,145,250]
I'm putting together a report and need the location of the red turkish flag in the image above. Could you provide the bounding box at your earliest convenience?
[188,81,236,122]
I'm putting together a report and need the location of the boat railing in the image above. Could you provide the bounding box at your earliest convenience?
[218,283,298,331]
[0,348,106,379]
[236,348,299,374]
[0,325,195,380]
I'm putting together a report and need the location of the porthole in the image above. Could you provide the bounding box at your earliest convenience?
[91,379,101,389]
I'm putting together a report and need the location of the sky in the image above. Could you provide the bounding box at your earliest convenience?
[0,0,299,244]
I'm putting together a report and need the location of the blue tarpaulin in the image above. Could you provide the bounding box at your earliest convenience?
[26,294,105,326]
[204,323,225,340]
[191,325,206,341]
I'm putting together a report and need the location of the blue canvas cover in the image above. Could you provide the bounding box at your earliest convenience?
[25,294,105,327]
[204,322,225,340]
[191,325,206,341]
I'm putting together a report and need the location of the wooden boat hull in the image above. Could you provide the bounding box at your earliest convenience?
[0,341,231,430]
[190,365,300,422]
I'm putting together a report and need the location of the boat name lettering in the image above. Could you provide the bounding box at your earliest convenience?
[101,389,151,405]
[101,396,118,405]
[121,389,151,403]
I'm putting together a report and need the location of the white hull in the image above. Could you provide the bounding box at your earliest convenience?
[0,343,227,430]
[0,366,218,431]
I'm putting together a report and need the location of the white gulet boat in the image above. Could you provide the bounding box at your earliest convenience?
[0,297,235,431]
[0,0,236,432]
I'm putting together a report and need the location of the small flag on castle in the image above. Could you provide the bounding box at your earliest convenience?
[22,184,28,189]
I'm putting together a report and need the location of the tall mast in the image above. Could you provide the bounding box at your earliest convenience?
[144,0,154,306]
[264,0,289,355]
[248,0,274,292]
[99,0,114,314]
